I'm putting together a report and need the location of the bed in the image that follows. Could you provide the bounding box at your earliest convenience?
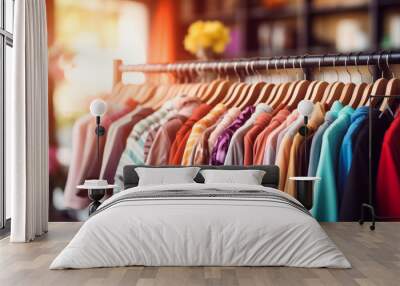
[50,165,350,269]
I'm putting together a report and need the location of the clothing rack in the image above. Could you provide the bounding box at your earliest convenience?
[113,52,400,85]
[112,51,400,229]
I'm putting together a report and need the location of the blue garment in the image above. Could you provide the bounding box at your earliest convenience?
[308,101,343,177]
[337,107,369,206]
[312,106,354,222]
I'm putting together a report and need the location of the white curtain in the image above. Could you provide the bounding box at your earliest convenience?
[9,0,49,242]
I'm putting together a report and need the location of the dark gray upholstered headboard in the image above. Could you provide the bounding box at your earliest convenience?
[123,165,280,189]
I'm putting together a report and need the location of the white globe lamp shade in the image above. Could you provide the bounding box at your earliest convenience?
[90,99,107,117]
[297,100,314,117]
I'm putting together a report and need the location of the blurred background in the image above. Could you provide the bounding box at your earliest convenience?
[45,0,400,221]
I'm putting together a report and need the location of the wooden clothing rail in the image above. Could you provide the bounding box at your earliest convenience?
[112,51,400,85]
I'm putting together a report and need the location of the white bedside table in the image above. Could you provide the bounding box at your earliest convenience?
[77,184,117,215]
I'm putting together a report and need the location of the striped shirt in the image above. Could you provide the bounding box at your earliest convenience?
[114,103,174,188]
[181,103,226,165]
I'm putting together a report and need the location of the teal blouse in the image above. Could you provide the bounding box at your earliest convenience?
[312,105,354,222]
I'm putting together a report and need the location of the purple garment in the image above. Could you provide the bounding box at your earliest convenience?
[210,106,255,165]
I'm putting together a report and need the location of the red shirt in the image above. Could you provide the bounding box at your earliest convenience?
[168,104,211,165]
[243,113,272,165]
[376,115,400,217]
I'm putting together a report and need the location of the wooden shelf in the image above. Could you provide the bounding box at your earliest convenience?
[249,6,300,21]
[310,4,369,16]
[176,0,400,61]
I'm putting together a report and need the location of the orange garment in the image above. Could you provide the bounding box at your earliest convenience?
[243,113,272,165]
[168,104,211,165]
[182,104,226,165]
[284,103,325,196]
[253,109,290,164]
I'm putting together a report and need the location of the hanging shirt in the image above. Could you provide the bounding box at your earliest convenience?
[307,101,343,177]
[243,112,273,165]
[339,109,392,221]
[169,103,212,165]
[376,114,400,218]
[275,112,304,190]
[224,104,273,165]
[284,103,325,196]
[208,107,241,155]
[100,107,154,183]
[263,110,298,165]
[115,103,174,187]
[210,106,254,165]
[312,106,354,222]
[252,109,290,165]
[146,114,188,166]
[337,107,369,206]
[182,103,226,165]
[191,121,220,165]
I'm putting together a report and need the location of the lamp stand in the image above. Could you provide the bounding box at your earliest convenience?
[95,116,106,170]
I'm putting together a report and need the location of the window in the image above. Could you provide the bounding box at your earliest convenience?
[0,0,14,231]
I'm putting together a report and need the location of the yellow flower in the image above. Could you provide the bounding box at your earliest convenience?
[184,20,231,55]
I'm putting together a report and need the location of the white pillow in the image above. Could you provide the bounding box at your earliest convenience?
[200,169,266,185]
[135,167,200,186]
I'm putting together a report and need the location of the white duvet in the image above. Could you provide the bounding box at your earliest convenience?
[50,183,350,269]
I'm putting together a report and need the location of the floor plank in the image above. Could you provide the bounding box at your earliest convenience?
[0,222,399,286]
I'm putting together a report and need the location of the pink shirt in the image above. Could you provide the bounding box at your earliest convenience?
[262,110,298,165]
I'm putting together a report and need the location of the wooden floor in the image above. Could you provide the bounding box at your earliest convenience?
[0,222,399,286]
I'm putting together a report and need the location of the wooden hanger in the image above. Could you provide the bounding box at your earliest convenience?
[206,63,236,106]
[239,82,266,109]
[326,81,345,107]
[143,84,170,107]
[287,80,310,110]
[338,56,355,105]
[225,82,247,108]
[380,77,400,112]
[367,78,388,107]
[367,53,390,107]
[304,80,318,100]
[255,83,275,105]
[305,57,327,102]
[236,62,267,108]
[268,57,295,108]
[310,81,329,103]
[255,60,275,105]
[270,82,291,109]
[348,56,367,108]
[207,80,233,106]
[348,82,367,108]
[339,81,355,105]
[358,83,373,107]
[379,54,400,111]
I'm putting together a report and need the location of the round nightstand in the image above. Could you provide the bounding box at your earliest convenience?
[289,177,320,210]
[77,184,117,215]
